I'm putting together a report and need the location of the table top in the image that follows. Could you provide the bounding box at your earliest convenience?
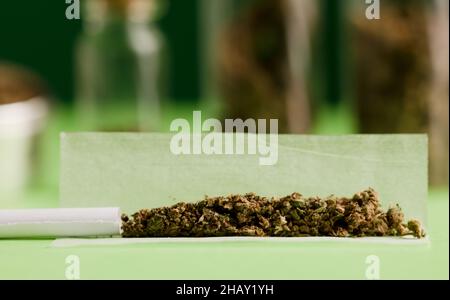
[0,188,447,279]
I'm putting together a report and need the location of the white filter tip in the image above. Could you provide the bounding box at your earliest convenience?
[0,207,122,238]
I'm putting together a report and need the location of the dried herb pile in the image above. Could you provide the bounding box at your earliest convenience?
[121,189,425,238]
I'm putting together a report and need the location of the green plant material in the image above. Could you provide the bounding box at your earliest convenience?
[121,188,425,238]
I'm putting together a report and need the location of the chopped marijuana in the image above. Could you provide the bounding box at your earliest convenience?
[121,189,425,238]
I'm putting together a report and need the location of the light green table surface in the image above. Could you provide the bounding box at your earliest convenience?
[0,106,448,279]
[0,189,447,279]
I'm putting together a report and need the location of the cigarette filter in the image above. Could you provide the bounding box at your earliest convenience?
[0,207,121,238]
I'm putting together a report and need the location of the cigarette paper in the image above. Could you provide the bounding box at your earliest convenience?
[0,207,121,238]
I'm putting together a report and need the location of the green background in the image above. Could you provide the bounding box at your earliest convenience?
[0,0,201,103]
[0,0,344,105]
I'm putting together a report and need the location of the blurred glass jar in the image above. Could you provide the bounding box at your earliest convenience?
[200,0,318,133]
[76,0,167,132]
[348,0,449,185]
[0,63,49,194]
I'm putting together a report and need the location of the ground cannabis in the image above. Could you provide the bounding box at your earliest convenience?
[121,189,425,238]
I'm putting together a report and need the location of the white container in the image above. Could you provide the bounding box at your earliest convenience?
[0,97,48,193]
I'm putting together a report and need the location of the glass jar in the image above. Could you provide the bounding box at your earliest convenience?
[199,0,319,133]
[76,0,166,132]
[348,0,449,185]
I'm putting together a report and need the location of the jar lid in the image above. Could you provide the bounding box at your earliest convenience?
[0,63,48,105]
[86,0,166,22]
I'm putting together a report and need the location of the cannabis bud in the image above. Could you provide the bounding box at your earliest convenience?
[121,189,425,239]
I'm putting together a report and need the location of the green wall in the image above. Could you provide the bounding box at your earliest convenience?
[0,0,201,104]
